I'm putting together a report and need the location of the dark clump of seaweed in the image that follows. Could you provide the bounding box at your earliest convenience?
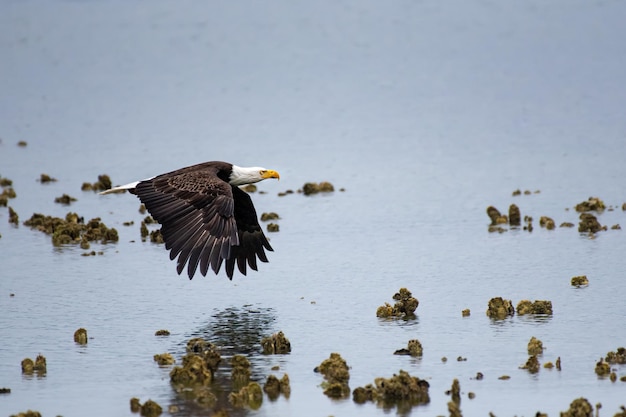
[571,275,589,287]
[23,212,118,246]
[527,336,544,355]
[228,382,263,410]
[578,212,605,233]
[129,398,163,417]
[520,354,540,374]
[314,352,351,399]
[516,300,553,315]
[486,297,514,319]
[353,369,430,413]
[575,197,605,212]
[261,331,291,354]
[81,174,113,192]
[54,194,77,205]
[605,347,626,364]
[560,397,594,417]
[376,288,419,319]
[302,181,335,195]
[394,339,423,357]
[169,338,221,392]
[74,328,88,345]
[263,374,291,401]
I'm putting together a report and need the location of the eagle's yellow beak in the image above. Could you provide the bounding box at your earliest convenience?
[261,169,280,180]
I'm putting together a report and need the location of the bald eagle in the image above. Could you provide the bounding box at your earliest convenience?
[100,161,280,279]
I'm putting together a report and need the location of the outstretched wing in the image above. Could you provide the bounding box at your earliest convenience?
[225,186,273,277]
[131,163,271,279]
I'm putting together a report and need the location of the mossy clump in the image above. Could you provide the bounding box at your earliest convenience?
[54,194,77,205]
[8,206,19,225]
[185,338,221,371]
[261,331,291,354]
[575,197,605,212]
[560,397,594,417]
[74,328,88,344]
[81,174,113,192]
[155,329,170,336]
[486,297,514,319]
[130,397,141,412]
[527,336,544,355]
[315,353,350,399]
[539,216,556,230]
[394,339,423,357]
[149,229,164,243]
[571,275,589,287]
[605,347,626,364]
[139,399,162,417]
[0,176,13,187]
[266,223,279,232]
[263,374,291,400]
[353,370,430,412]
[153,353,175,366]
[39,173,57,183]
[462,309,470,317]
[579,213,605,233]
[302,181,335,195]
[8,411,42,417]
[521,355,540,374]
[21,354,46,376]
[260,212,280,221]
[376,288,419,318]
[231,355,251,387]
[594,358,611,376]
[508,204,521,226]
[169,353,213,386]
[516,300,553,315]
[24,212,118,246]
[229,382,263,410]
[21,358,34,374]
[486,206,507,225]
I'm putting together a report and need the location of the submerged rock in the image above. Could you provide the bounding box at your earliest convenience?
[486,297,514,319]
[24,212,118,246]
[302,181,335,195]
[39,173,57,183]
[462,309,470,317]
[516,300,553,315]
[261,331,291,354]
[154,329,170,336]
[139,400,162,417]
[539,216,556,230]
[376,288,419,318]
[54,194,77,205]
[266,223,279,232]
[153,353,175,366]
[260,212,280,221]
[594,358,611,376]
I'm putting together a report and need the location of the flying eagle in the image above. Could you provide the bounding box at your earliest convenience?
[100,161,280,279]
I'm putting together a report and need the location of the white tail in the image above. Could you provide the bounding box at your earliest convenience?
[99,181,140,195]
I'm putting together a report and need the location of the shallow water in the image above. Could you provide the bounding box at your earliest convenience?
[1,1,626,416]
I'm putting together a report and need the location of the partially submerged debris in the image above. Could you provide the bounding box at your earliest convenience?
[376,288,419,318]
[539,216,555,230]
[263,374,291,400]
[578,213,605,233]
[315,352,350,399]
[394,339,423,357]
[24,212,119,246]
[54,194,77,205]
[560,398,594,417]
[154,329,170,336]
[266,223,279,232]
[261,331,291,354]
[605,347,626,364]
[153,353,175,366]
[521,355,540,373]
[352,369,430,412]
[21,354,46,375]
[260,212,280,221]
[486,297,514,319]
[39,173,57,183]
[461,309,470,317]
[571,275,589,287]
[74,328,88,345]
[527,336,544,355]
[229,382,263,410]
[302,181,335,195]
[516,300,553,315]
[575,197,605,212]
[81,174,113,192]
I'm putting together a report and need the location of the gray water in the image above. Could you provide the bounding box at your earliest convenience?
[1,1,626,416]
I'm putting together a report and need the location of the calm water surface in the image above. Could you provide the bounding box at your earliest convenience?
[1,1,626,416]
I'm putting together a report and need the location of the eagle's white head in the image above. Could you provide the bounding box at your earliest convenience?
[229,165,280,186]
